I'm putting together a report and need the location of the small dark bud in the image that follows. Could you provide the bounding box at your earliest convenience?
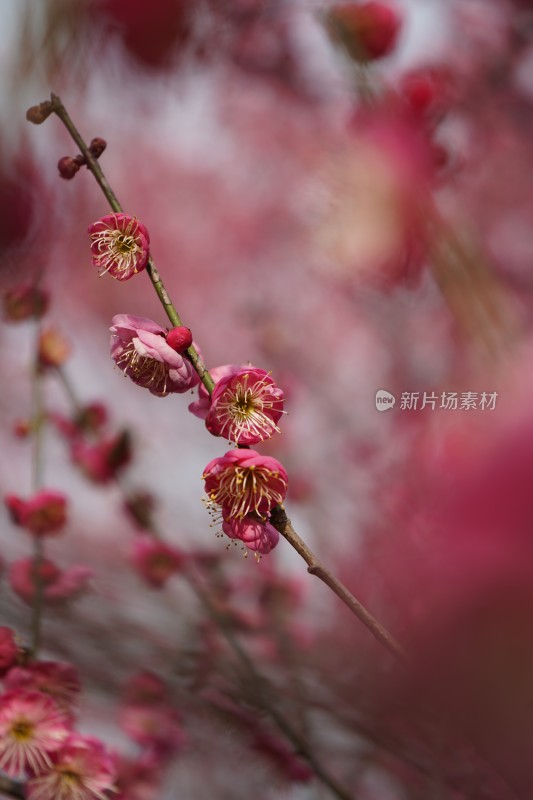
[26,101,53,125]
[89,138,107,159]
[57,157,81,180]
[124,490,156,530]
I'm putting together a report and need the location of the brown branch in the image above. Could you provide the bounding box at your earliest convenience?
[270,507,405,660]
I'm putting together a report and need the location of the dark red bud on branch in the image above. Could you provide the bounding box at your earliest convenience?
[89,138,107,159]
[166,326,193,352]
[26,101,53,124]
[57,157,81,180]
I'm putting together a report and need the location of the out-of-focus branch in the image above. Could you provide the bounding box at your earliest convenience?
[187,569,355,800]
[29,324,46,658]
[0,773,25,799]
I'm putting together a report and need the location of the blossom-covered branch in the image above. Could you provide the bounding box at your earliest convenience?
[27,92,405,660]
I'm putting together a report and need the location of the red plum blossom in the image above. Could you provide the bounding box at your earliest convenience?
[203,449,288,520]
[88,213,150,281]
[110,314,199,396]
[205,367,285,445]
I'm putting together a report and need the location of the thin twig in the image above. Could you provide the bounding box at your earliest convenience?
[187,569,355,800]
[48,93,214,395]
[29,326,46,658]
[0,774,25,799]
[270,507,405,660]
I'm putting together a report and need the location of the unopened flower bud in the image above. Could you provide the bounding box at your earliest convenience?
[166,326,193,353]
[57,157,81,180]
[26,101,53,125]
[328,1,401,61]
[124,491,156,530]
[89,137,107,159]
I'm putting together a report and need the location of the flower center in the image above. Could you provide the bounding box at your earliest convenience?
[10,719,34,741]
[114,233,137,255]
[216,377,282,442]
[92,224,143,277]
[209,464,285,519]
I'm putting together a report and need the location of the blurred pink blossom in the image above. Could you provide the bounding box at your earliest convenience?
[9,558,93,605]
[27,734,116,800]
[130,535,184,588]
[0,627,18,676]
[0,690,69,777]
[4,490,68,537]
[4,662,81,715]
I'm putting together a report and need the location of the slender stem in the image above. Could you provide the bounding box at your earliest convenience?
[187,570,355,800]
[50,94,121,213]
[270,507,405,660]
[38,94,401,658]
[55,364,82,415]
[29,326,46,658]
[48,93,215,396]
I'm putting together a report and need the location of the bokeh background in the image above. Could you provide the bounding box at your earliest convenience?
[2,1,533,797]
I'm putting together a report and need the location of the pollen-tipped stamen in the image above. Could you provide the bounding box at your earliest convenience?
[207,464,286,519]
[215,374,284,442]
[115,341,169,394]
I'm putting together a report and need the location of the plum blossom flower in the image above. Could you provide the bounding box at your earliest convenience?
[110,315,199,396]
[0,690,69,776]
[120,705,185,757]
[26,734,116,800]
[9,558,93,605]
[130,535,184,588]
[71,431,132,484]
[205,367,285,445]
[203,449,288,520]
[123,672,167,706]
[88,213,150,281]
[188,364,245,420]
[4,491,68,537]
[4,663,81,715]
[222,510,280,554]
[0,627,18,675]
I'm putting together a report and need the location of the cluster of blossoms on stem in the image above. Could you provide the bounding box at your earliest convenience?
[203,449,288,555]
[3,488,93,604]
[0,651,117,800]
[87,213,289,555]
[187,361,288,554]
